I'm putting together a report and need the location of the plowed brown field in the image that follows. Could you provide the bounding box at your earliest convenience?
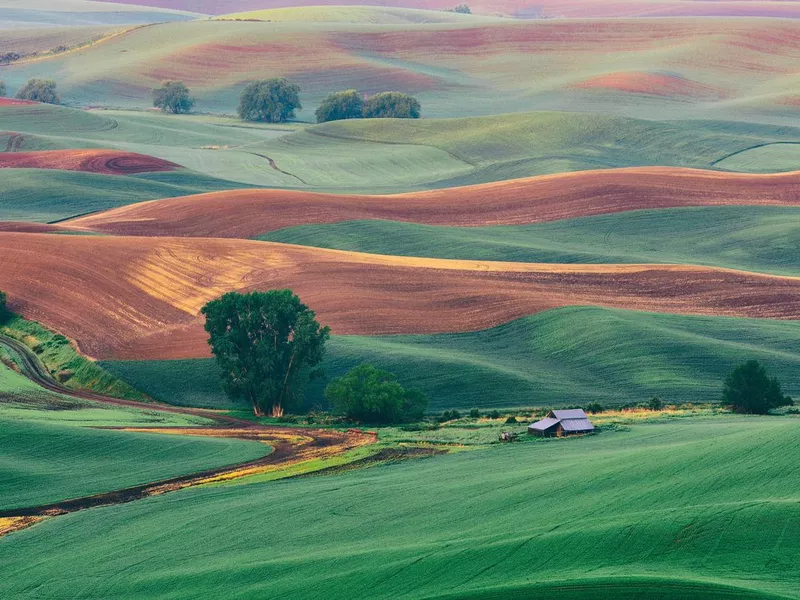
[1,233,797,360]
[0,150,180,175]
[68,168,800,238]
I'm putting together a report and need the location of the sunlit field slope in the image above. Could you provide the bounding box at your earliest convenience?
[1,418,797,598]
[101,307,800,411]
[0,0,198,28]
[218,5,503,23]
[261,206,800,277]
[3,17,800,122]
[69,168,800,238]
[2,233,799,360]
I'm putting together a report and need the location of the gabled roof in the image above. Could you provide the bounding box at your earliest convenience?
[550,409,589,420]
[528,417,559,431]
[560,418,594,432]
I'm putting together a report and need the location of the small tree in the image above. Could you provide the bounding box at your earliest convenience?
[446,4,472,13]
[0,290,9,323]
[201,290,330,417]
[153,81,194,114]
[722,360,793,415]
[16,79,60,104]
[238,78,301,122]
[315,89,363,123]
[363,92,421,119]
[325,364,428,424]
[0,80,6,97]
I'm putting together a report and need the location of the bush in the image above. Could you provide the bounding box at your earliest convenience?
[315,89,363,123]
[363,92,421,119]
[505,416,518,424]
[722,360,793,415]
[585,402,605,414]
[0,52,22,65]
[238,78,301,122]
[152,81,194,114]
[445,4,472,13]
[647,396,664,411]
[0,80,5,97]
[16,79,60,104]
[469,407,480,419]
[326,364,428,424]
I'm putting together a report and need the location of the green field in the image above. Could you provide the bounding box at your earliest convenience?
[100,307,800,411]
[1,418,796,598]
[260,206,800,277]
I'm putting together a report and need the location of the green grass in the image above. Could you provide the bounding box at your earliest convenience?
[0,169,252,222]
[0,416,267,511]
[100,307,800,411]
[0,418,796,598]
[260,206,800,276]
[217,5,502,24]
[714,143,800,173]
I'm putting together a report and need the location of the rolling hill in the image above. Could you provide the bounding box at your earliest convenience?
[1,417,797,598]
[0,0,199,28]
[2,17,800,122]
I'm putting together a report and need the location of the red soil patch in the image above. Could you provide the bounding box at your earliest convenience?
[573,72,724,99]
[0,150,180,175]
[0,98,36,107]
[68,168,800,239]
[0,232,798,360]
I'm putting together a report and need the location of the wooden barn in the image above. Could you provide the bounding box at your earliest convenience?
[527,409,594,437]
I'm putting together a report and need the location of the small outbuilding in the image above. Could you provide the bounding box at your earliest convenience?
[528,409,594,437]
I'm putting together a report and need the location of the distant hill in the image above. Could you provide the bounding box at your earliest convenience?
[0,0,200,28]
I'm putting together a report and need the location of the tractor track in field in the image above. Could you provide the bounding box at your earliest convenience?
[0,333,375,524]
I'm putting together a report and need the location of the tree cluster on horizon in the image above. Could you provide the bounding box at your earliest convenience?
[315,89,422,123]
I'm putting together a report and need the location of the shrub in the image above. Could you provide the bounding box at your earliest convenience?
[152,81,195,114]
[445,4,472,13]
[0,80,5,97]
[722,360,793,415]
[0,52,22,65]
[363,92,421,119]
[585,402,605,414]
[16,79,60,104]
[326,364,428,424]
[238,78,301,122]
[488,409,501,419]
[0,290,9,323]
[315,89,363,123]
[505,416,518,424]
[647,396,664,411]
[469,407,480,419]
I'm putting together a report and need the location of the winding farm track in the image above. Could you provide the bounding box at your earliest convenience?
[0,333,374,520]
[67,167,800,238]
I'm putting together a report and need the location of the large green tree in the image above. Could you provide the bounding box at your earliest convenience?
[326,364,428,424]
[315,89,363,123]
[722,360,793,414]
[153,81,195,114]
[201,290,329,417]
[0,290,9,323]
[362,92,421,119]
[16,78,60,104]
[238,78,301,122]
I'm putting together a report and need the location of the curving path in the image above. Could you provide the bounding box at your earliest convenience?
[0,333,375,520]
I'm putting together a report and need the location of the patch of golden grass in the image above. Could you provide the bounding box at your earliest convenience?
[0,516,42,537]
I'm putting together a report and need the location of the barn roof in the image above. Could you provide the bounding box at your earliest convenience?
[560,418,594,432]
[550,409,589,420]
[528,417,559,431]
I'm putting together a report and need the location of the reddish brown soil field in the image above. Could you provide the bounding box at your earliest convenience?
[0,150,180,175]
[0,233,797,360]
[0,98,36,107]
[572,72,724,99]
[69,168,800,238]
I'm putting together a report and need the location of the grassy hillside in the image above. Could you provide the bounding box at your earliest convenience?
[0,1,197,28]
[261,206,800,277]
[218,5,501,23]
[101,307,800,411]
[2,17,800,122]
[4,103,800,193]
[1,418,797,598]
[0,169,250,222]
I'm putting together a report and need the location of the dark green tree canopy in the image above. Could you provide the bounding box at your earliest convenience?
[238,78,301,122]
[445,4,472,13]
[315,89,364,123]
[0,80,6,97]
[153,81,195,114]
[201,290,330,417]
[722,360,793,415]
[0,290,9,323]
[363,92,421,119]
[325,364,428,424]
[16,79,60,104]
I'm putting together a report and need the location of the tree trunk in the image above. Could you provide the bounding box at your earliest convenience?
[271,403,284,418]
